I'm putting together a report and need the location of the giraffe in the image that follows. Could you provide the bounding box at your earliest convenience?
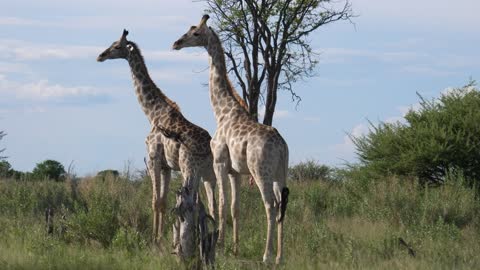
[173,15,290,264]
[97,29,217,247]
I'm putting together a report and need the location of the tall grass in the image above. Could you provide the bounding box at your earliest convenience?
[1,170,479,269]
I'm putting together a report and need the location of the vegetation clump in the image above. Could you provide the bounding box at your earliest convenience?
[353,81,480,184]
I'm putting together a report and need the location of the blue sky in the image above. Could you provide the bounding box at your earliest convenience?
[1,0,479,175]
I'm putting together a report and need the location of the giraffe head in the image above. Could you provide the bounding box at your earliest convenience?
[172,15,211,50]
[97,29,131,62]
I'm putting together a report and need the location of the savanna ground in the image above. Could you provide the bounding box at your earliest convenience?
[1,166,479,270]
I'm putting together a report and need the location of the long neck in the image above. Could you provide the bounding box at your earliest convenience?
[206,30,249,124]
[127,43,177,124]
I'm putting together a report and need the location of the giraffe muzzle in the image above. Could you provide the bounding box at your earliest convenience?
[172,40,182,50]
[97,53,106,62]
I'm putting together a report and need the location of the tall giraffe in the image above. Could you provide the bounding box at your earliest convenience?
[97,29,216,246]
[173,16,290,264]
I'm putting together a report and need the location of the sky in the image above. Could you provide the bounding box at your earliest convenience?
[1,0,479,175]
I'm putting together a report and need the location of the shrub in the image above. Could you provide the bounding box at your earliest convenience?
[353,81,480,184]
[289,160,332,181]
[0,160,12,178]
[96,170,120,180]
[0,179,74,216]
[67,184,120,247]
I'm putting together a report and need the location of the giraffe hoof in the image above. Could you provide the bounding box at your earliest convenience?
[262,254,274,264]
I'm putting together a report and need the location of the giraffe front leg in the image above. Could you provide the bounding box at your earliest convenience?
[210,141,229,250]
[146,137,166,245]
[229,173,240,256]
[202,178,217,220]
[213,162,228,249]
[158,168,171,244]
[147,157,161,244]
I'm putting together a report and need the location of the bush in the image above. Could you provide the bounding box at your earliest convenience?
[0,160,12,178]
[96,170,120,180]
[66,190,120,247]
[353,81,480,184]
[0,179,74,216]
[289,160,332,181]
[32,160,66,181]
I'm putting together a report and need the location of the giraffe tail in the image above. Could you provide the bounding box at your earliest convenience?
[277,142,289,223]
[278,187,289,223]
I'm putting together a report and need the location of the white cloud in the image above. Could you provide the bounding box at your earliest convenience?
[0,39,207,63]
[258,106,290,120]
[400,65,458,77]
[0,74,110,103]
[330,123,369,162]
[0,61,29,73]
[319,47,428,65]
[0,39,103,61]
[397,103,422,117]
[16,80,102,99]
[353,0,480,31]
[441,85,475,97]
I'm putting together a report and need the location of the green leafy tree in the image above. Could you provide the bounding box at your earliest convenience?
[205,0,354,125]
[0,160,12,178]
[353,81,480,184]
[32,159,66,181]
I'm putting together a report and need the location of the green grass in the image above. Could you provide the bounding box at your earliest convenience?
[1,172,479,269]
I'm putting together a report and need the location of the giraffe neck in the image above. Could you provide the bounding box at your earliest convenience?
[206,30,249,124]
[126,42,178,125]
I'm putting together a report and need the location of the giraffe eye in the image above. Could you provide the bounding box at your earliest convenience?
[114,45,121,49]
[193,33,200,36]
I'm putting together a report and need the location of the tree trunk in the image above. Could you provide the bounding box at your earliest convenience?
[248,84,260,122]
[172,186,218,268]
[263,70,279,126]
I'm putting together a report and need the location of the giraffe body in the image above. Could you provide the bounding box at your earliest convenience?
[97,30,217,246]
[173,16,290,264]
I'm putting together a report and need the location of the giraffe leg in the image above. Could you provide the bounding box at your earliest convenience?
[158,168,171,244]
[146,137,167,245]
[210,141,229,249]
[212,162,228,248]
[254,177,276,264]
[273,181,288,264]
[147,152,161,244]
[202,178,216,219]
[228,173,241,256]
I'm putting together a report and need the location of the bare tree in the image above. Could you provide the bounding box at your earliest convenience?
[205,0,354,125]
[0,131,6,160]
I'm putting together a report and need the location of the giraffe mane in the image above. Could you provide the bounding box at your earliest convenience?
[208,30,249,112]
[127,41,181,112]
[226,79,249,111]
